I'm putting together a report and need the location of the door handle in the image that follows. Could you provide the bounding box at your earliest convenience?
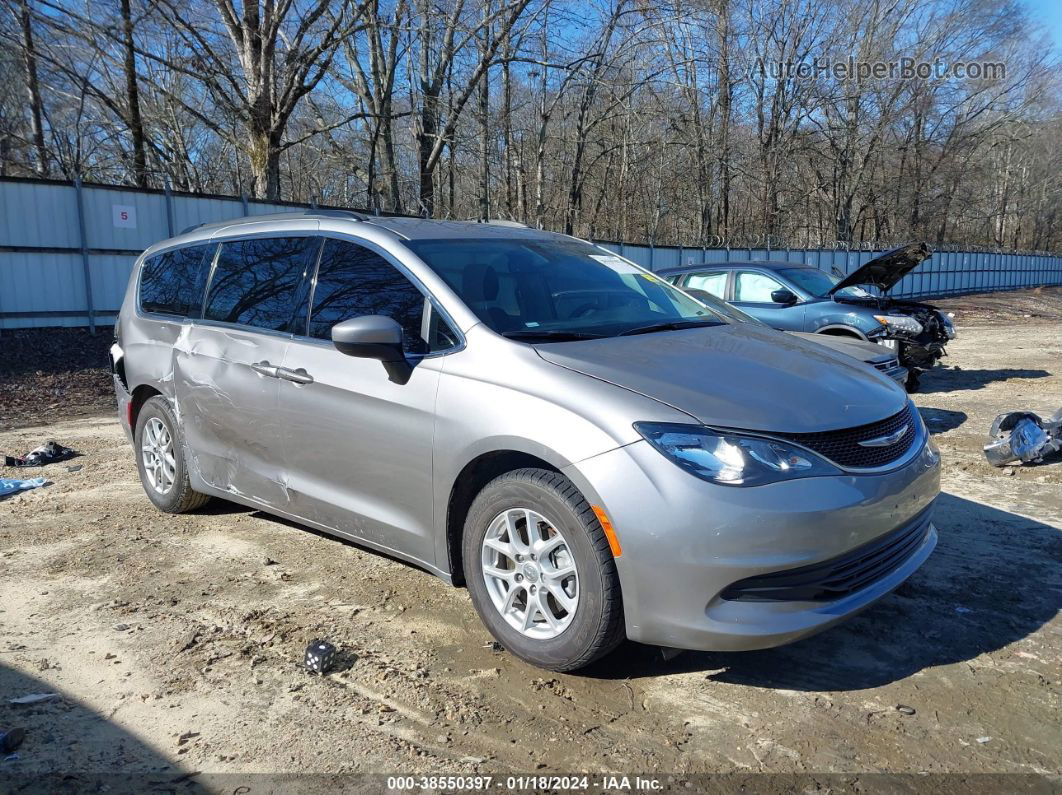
[251,361,280,378]
[277,367,314,385]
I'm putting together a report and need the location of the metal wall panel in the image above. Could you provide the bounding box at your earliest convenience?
[0,180,81,248]
[2,177,1060,329]
[81,185,169,251]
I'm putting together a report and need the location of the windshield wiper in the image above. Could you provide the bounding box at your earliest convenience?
[617,319,723,337]
[501,329,606,341]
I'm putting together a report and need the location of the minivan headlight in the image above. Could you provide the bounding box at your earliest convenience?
[634,423,840,486]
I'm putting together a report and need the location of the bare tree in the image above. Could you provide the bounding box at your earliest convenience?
[13,0,49,176]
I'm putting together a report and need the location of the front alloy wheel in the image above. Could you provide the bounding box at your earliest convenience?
[463,468,625,672]
[481,508,579,639]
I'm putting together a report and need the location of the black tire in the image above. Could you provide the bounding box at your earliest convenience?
[462,468,624,672]
[905,369,921,393]
[133,395,211,514]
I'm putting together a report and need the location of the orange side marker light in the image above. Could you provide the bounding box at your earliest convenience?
[591,505,622,558]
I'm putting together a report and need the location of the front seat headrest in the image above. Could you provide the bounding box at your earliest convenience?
[463,262,499,302]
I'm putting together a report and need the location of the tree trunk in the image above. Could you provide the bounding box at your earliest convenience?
[478,24,491,221]
[248,125,282,201]
[417,87,439,215]
[379,94,402,212]
[120,0,148,187]
[18,0,48,177]
[715,0,732,240]
[501,42,514,217]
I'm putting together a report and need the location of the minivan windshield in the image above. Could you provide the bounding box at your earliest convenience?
[779,267,871,299]
[406,237,727,340]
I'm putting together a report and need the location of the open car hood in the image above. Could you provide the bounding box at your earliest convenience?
[828,242,931,295]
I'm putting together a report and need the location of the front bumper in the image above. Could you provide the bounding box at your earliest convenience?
[569,435,940,651]
[881,363,909,386]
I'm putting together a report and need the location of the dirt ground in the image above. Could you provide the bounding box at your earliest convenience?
[0,288,1059,788]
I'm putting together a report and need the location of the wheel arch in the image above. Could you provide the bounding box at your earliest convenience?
[129,383,164,429]
[815,324,869,340]
[444,449,566,586]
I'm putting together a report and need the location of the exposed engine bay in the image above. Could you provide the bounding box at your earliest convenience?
[829,243,956,389]
[837,295,955,375]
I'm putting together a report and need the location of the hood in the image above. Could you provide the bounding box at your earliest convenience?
[789,331,893,363]
[535,323,907,434]
[828,242,931,295]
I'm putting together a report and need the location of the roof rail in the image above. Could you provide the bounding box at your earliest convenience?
[466,218,529,228]
[177,208,370,237]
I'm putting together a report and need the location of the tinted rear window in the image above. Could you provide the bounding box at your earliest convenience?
[139,244,214,317]
[203,237,319,331]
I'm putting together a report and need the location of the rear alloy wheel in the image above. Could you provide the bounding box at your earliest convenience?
[134,396,211,514]
[463,468,624,671]
[141,417,176,496]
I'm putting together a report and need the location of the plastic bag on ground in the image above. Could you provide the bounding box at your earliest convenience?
[0,478,48,498]
[1010,419,1050,461]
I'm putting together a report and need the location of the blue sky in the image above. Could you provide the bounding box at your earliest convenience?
[1024,0,1062,51]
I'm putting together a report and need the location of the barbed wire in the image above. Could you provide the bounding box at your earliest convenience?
[611,235,1062,258]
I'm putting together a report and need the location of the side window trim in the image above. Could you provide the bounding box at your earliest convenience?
[295,232,465,358]
[302,234,327,339]
[197,243,221,320]
[287,236,325,337]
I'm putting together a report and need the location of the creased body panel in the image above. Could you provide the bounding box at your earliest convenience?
[174,323,289,504]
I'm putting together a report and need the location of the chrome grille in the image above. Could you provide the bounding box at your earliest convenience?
[775,403,919,469]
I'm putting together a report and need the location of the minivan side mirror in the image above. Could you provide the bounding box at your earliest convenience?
[331,316,413,383]
[771,288,798,305]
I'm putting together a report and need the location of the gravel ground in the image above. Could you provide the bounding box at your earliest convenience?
[0,289,1059,788]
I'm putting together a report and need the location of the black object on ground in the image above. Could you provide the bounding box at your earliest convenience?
[3,441,79,468]
[0,728,25,754]
[304,639,337,674]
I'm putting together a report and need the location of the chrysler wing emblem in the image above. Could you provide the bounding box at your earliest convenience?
[858,424,909,448]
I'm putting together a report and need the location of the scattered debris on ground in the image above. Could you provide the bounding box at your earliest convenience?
[0,477,48,499]
[3,440,78,468]
[7,694,59,706]
[984,410,1062,467]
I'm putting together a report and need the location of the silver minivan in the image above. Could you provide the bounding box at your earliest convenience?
[111,211,940,671]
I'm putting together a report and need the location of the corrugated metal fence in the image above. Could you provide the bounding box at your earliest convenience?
[2,176,1061,330]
